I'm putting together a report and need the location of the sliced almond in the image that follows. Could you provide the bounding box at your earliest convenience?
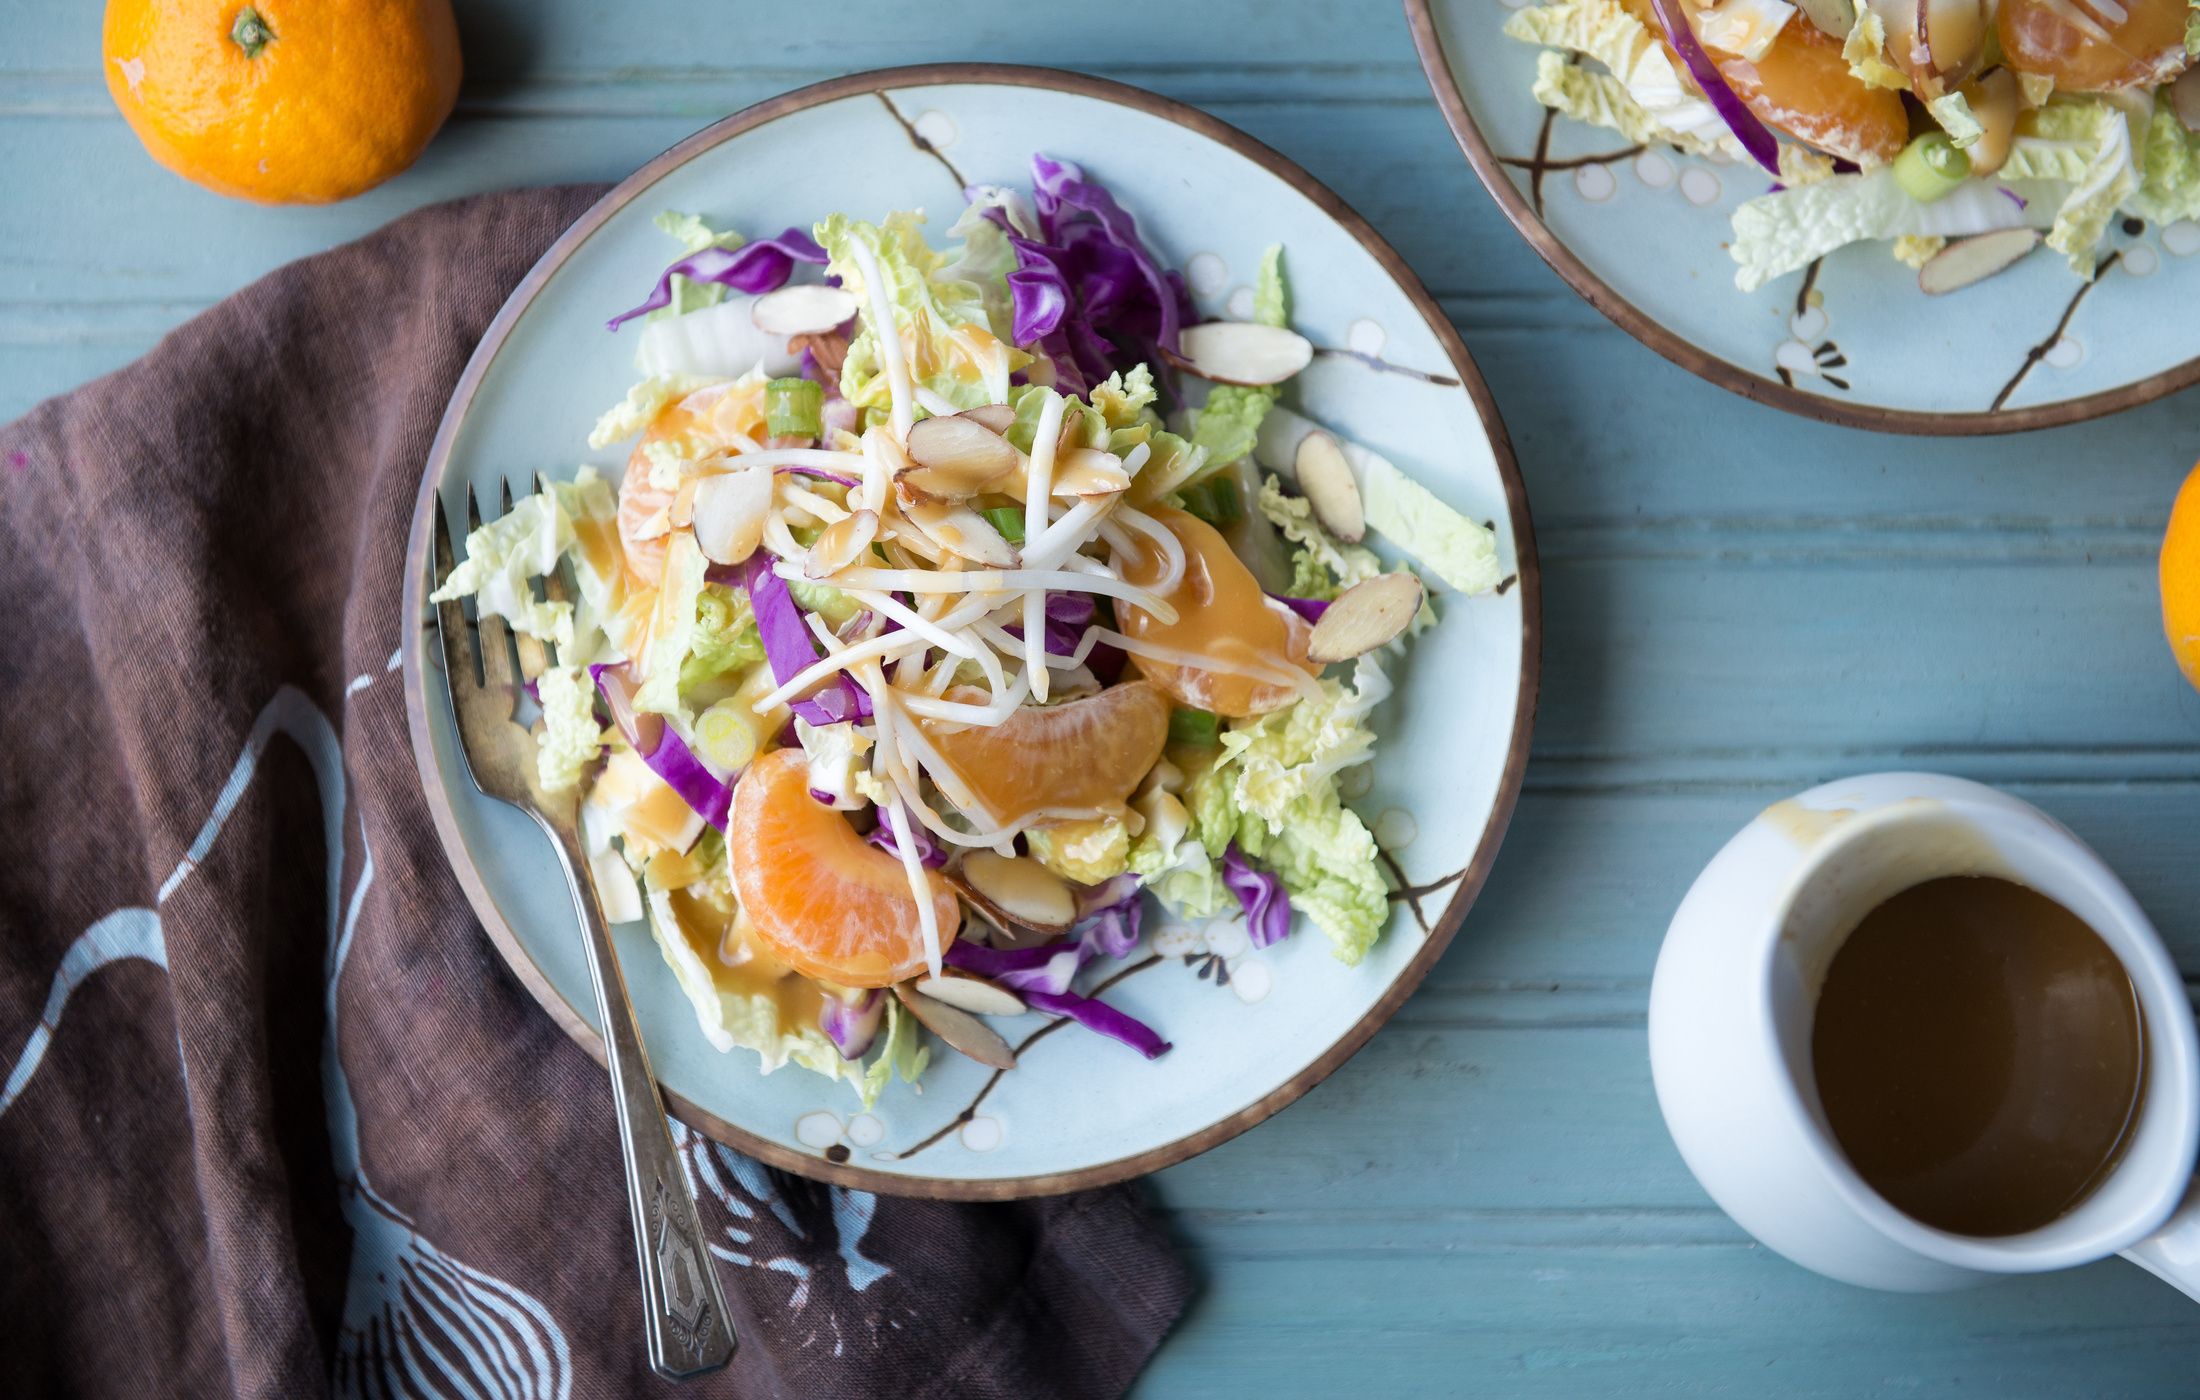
[904,500,1020,568]
[2175,67,2200,135]
[1294,431,1365,544]
[804,508,879,578]
[690,465,774,565]
[628,505,672,542]
[1791,0,1857,37]
[901,413,1022,499]
[914,970,1027,1018]
[1169,322,1314,387]
[751,284,859,337]
[1918,228,2040,296]
[1307,572,1425,664]
[893,983,1017,1069]
[954,852,1077,935]
[1051,447,1132,499]
[790,329,850,383]
[1959,67,2021,177]
[959,403,1016,434]
[1915,0,1987,83]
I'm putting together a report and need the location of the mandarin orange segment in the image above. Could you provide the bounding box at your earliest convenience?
[1716,21,1911,166]
[1999,0,2193,91]
[1117,507,1320,718]
[728,749,959,988]
[922,681,1171,827]
[614,398,715,587]
[2162,462,2200,693]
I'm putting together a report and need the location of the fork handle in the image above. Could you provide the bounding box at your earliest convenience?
[544,820,737,1380]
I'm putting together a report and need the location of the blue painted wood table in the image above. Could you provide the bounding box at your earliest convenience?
[7,1,2197,1392]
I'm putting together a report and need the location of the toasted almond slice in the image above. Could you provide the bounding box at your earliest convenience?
[1307,572,1425,664]
[691,465,774,565]
[952,852,1078,935]
[752,284,859,337]
[1052,447,1132,499]
[805,508,879,579]
[901,413,1023,499]
[2176,67,2200,135]
[1294,431,1364,544]
[629,505,673,542]
[1918,228,2040,296]
[914,970,1027,1018]
[893,983,1017,1069]
[669,477,700,529]
[1791,0,1856,37]
[904,500,1020,568]
[959,403,1016,433]
[1169,322,1314,387]
[1915,0,1987,84]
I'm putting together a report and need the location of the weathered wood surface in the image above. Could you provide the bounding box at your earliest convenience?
[5,1,2196,1392]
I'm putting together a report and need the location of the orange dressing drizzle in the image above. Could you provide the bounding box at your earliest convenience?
[1116,506,1316,717]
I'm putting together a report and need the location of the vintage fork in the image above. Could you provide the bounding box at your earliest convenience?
[434,481,735,1381]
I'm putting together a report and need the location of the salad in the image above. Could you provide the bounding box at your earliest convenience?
[1504,0,2200,292]
[433,156,1501,1106]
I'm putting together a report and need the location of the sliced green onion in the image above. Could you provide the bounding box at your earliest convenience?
[695,699,759,772]
[979,506,1028,543]
[766,377,823,439]
[1894,133,1972,204]
[1168,707,1221,747]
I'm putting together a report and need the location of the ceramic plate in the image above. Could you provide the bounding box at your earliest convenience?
[401,65,1538,1198]
[1406,0,2200,434]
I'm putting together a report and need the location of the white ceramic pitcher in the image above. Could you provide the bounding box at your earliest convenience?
[1649,772,2200,1298]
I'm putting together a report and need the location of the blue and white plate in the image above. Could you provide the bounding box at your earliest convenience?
[1408,0,2200,432]
[401,65,1537,1198]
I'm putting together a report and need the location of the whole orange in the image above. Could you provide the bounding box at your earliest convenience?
[2164,461,2200,693]
[102,0,461,204]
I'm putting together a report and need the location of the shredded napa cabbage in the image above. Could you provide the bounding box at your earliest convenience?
[1159,658,1397,964]
[1504,0,1747,156]
[536,664,608,792]
[1258,473,1382,600]
[590,374,719,449]
[859,998,930,1108]
[651,211,747,320]
[634,534,712,718]
[2002,99,2141,276]
[1891,234,1947,269]
[814,211,1032,419]
[1842,8,1908,90]
[428,467,617,649]
[644,888,865,1090]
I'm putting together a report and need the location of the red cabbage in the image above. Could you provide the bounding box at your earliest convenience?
[819,990,884,1060]
[989,155,1193,398]
[774,464,860,488]
[1076,873,1145,959]
[1267,594,1332,624]
[1647,0,1782,177]
[591,664,735,830]
[1222,843,1291,949]
[865,817,944,868]
[1004,591,1103,657]
[1020,985,1172,1059]
[739,552,872,726]
[606,228,830,331]
[945,936,1088,996]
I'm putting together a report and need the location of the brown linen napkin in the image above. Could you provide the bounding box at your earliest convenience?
[0,184,1191,1400]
